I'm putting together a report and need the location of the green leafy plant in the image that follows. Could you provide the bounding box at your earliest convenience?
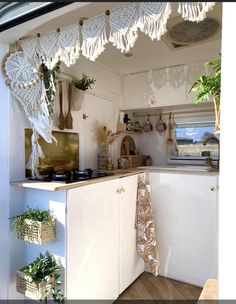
[10,206,54,241]
[21,251,65,303]
[40,61,61,117]
[72,73,96,91]
[189,55,221,134]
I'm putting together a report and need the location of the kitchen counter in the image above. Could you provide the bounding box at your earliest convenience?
[138,165,219,175]
[10,168,146,191]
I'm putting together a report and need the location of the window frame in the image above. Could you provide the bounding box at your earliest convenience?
[167,115,219,166]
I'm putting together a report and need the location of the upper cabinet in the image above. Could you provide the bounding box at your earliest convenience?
[122,60,212,110]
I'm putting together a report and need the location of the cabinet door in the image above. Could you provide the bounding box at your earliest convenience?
[149,172,218,287]
[67,179,119,299]
[119,175,145,294]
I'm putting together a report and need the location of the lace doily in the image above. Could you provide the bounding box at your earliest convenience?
[109,2,139,53]
[81,14,108,61]
[3,51,39,88]
[139,2,172,41]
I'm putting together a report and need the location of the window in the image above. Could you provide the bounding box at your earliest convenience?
[168,116,220,164]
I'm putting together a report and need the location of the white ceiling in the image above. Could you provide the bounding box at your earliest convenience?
[20,2,222,76]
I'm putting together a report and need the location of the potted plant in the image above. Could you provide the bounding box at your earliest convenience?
[16,251,65,303]
[71,73,96,110]
[189,56,221,134]
[10,206,56,245]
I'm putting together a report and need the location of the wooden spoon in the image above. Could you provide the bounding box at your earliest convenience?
[65,81,73,129]
[58,82,65,130]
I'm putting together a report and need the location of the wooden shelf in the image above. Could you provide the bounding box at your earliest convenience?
[121,131,143,135]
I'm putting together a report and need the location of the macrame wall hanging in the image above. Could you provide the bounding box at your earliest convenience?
[109,3,139,53]
[139,2,172,41]
[19,2,216,65]
[2,51,55,178]
[82,14,108,61]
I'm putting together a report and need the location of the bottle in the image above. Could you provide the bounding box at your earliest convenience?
[107,156,113,171]
[145,155,152,166]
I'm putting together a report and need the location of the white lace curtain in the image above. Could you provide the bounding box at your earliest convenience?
[20,2,215,67]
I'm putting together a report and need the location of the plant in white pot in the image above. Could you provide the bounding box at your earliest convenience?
[71,73,96,111]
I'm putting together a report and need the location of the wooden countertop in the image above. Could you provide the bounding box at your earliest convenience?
[10,169,146,191]
[139,166,219,175]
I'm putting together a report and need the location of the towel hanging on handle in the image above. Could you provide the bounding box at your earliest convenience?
[136,177,159,276]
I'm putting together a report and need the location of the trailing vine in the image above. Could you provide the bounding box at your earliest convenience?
[10,206,54,241]
[21,251,65,304]
[40,61,61,118]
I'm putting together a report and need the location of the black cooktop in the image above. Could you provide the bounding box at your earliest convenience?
[30,169,114,183]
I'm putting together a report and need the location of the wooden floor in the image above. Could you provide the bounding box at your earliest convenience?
[117,272,202,300]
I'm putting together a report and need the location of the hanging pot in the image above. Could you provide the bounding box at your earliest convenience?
[156,113,167,132]
[71,86,85,111]
[143,115,153,132]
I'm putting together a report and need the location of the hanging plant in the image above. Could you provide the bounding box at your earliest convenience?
[189,55,221,134]
[40,60,61,117]
[72,73,96,91]
[16,251,65,303]
[10,206,56,244]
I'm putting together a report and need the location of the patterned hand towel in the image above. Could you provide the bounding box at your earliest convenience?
[136,177,159,276]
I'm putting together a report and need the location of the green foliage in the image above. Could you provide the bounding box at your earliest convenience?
[21,251,65,303]
[72,73,96,91]
[189,56,221,105]
[41,61,61,117]
[10,206,54,238]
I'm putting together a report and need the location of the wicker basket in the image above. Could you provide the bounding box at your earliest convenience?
[17,219,56,245]
[16,270,55,300]
[120,155,143,167]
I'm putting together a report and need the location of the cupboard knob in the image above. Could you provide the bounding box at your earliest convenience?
[121,187,125,193]
[210,187,215,191]
[116,189,121,194]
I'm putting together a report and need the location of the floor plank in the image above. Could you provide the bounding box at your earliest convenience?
[118,272,202,300]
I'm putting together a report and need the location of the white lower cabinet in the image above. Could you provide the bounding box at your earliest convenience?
[119,175,145,294]
[66,174,144,300]
[149,172,218,287]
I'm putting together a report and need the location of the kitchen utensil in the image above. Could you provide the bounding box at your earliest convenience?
[143,115,153,132]
[156,113,167,132]
[65,82,73,129]
[166,113,173,145]
[58,82,65,130]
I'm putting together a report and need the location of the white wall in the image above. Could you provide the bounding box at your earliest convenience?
[0,44,10,299]
[219,3,236,299]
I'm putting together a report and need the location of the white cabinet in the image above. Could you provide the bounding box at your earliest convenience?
[149,172,218,287]
[67,174,144,299]
[67,179,119,300]
[119,175,145,294]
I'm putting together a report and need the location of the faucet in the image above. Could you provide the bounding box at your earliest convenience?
[203,136,220,169]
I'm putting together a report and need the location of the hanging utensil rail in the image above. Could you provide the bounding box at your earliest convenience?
[132,107,214,118]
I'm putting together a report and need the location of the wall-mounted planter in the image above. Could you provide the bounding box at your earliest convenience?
[71,87,85,111]
[16,270,55,300]
[17,219,56,245]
